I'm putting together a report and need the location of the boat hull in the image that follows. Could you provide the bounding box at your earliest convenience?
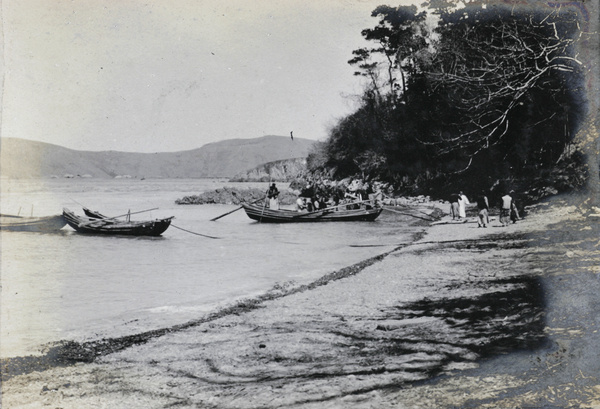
[63,208,173,236]
[241,203,382,223]
[0,214,67,232]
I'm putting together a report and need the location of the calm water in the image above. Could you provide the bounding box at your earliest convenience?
[1,178,422,358]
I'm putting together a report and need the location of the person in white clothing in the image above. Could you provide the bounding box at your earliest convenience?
[458,191,470,219]
[500,192,513,226]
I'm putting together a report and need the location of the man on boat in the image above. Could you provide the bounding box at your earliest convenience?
[267,183,280,210]
[299,182,315,211]
[296,197,307,212]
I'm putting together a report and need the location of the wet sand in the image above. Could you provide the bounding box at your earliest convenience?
[2,195,599,408]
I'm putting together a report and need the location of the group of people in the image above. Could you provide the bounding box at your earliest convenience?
[450,191,470,221]
[499,190,520,226]
[268,181,521,227]
[295,179,379,212]
[452,190,521,228]
[264,179,382,213]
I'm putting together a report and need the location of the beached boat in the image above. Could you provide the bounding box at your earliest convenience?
[0,214,67,232]
[241,203,382,223]
[63,208,173,236]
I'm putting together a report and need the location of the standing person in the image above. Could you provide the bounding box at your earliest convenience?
[500,191,513,226]
[345,188,359,209]
[476,190,490,228]
[458,191,470,219]
[369,182,383,208]
[510,190,520,223]
[450,193,460,220]
[300,182,315,212]
[267,183,280,210]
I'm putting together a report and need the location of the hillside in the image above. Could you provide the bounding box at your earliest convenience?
[0,136,315,179]
[229,158,307,182]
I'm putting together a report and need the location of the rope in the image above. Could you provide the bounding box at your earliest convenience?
[171,224,221,239]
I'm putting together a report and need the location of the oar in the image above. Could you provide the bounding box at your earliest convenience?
[385,202,441,219]
[78,207,159,227]
[382,206,437,221]
[258,189,269,223]
[210,197,264,221]
[293,199,375,218]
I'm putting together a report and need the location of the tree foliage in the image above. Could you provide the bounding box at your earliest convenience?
[421,5,584,168]
[348,5,429,101]
[316,3,587,196]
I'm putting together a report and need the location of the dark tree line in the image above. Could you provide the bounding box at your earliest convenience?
[309,2,587,198]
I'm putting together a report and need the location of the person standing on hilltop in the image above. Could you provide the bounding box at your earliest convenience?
[267,183,280,210]
[476,190,490,228]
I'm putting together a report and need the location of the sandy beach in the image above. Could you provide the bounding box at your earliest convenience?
[2,194,599,408]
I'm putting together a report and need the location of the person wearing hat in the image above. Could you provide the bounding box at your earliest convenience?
[267,183,280,210]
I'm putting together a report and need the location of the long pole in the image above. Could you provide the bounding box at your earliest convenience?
[293,199,374,218]
[381,206,437,221]
[210,197,265,221]
[77,207,159,227]
[69,197,87,208]
[258,188,269,223]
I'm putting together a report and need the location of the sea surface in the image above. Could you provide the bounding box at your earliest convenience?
[1,178,425,358]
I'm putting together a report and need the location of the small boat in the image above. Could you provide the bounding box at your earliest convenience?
[241,203,382,223]
[63,208,173,236]
[0,214,67,232]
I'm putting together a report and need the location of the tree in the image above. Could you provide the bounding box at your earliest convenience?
[348,5,428,103]
[324,3,586,196]
[418,4,584,172]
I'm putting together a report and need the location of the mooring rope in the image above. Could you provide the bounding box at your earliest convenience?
[171,224,221,239]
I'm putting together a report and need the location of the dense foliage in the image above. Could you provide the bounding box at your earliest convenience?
[312,2,587,200]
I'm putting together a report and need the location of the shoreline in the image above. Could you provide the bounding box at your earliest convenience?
[0,203,435,370]
[0,249,400,381]
[2,194,599,408]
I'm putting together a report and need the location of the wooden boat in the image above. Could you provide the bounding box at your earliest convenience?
[0,214,67,232]
[241,203,382,223]
[63,208,173,236]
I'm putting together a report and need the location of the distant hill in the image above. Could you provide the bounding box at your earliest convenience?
[0,136,316,179]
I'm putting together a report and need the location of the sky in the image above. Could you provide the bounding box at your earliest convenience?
[2,0,421,153]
